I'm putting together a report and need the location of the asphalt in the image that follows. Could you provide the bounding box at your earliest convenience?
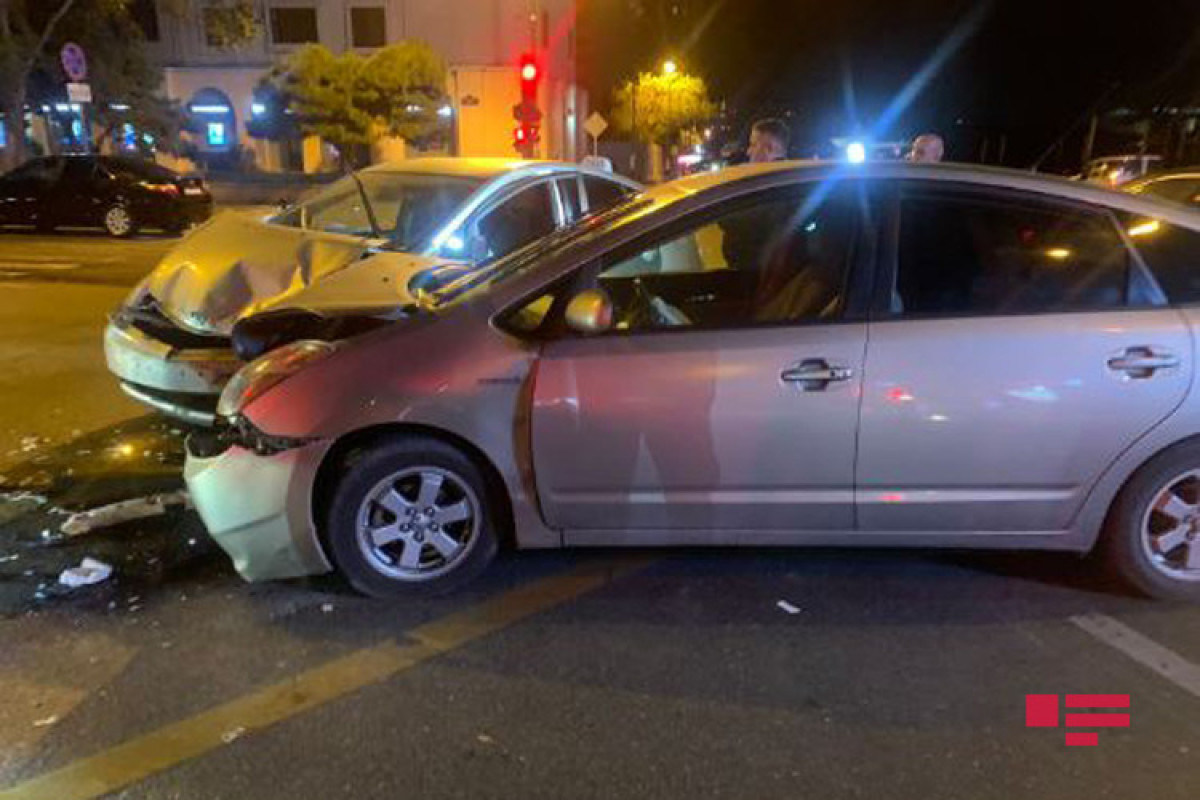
[1,231,1199,800]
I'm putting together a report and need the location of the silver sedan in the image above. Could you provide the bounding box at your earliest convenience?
[104,157,639,425]
[184,160,1200,601]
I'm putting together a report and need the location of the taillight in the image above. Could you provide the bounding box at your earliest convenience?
[141,182,180,196]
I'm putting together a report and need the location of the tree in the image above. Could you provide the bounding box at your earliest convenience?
[0,0,256,169]
[0,0,100,168]
[264,42,449,166]
[612,69,717,146]
[64,8,182,155]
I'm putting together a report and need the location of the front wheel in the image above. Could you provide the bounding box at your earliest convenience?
[1101,440,1200,602]
[324,436,501,598]
[103,204,137,238]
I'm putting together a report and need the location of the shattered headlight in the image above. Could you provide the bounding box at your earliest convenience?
[217,339,337,417]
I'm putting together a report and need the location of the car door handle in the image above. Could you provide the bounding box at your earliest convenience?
[1107,347,1180,378]
[781,359,854,390]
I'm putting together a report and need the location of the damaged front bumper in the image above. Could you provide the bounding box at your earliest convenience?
[104,315,241,426]
[184,419,333,582]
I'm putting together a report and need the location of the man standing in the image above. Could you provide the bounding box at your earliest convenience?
[746,118,791,163]
[908,133,945,163]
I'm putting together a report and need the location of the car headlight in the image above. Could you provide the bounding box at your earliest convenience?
[217,340,337,417]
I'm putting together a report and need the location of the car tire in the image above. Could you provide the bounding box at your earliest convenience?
[324,436,501,598]
[103,204,137,238]
[1100,439,1200,602]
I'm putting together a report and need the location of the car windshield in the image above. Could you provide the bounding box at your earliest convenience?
[273,171,483,250]
[419,193,658,308]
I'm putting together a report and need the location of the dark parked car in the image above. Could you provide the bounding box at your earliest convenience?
[0,155,212,237]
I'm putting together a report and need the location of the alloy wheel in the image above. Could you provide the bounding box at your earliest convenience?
[105,206,133,237]
[354,466,481,581]
[1140,469,1200,582]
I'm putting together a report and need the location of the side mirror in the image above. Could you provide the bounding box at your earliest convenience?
[564,289,614,335]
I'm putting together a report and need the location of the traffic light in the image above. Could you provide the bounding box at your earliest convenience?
[513,52,542,157]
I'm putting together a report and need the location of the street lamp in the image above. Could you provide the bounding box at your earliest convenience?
[662,59,678,76]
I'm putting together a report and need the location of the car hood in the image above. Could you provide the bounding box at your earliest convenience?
[145,212,374,335]
[242,251,470,318]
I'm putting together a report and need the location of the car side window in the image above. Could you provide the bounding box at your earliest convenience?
[62,159,97,184]
[588,188,859,332]
[1124,218,1200,304]
[582,176,634,215]
[7,158,60,184]
[473,182,557,261]
[894,191,1131,316]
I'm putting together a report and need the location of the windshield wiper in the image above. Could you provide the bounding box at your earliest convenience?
[346,169,382,239]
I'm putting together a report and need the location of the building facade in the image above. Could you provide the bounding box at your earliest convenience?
[138,0,584,171]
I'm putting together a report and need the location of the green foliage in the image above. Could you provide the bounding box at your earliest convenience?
[60,3,182,153]
[613,70,717,145]
[157,0,257,49]
[265,42,449,157]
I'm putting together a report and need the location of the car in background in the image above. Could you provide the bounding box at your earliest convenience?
[0,155,212,237]
[104,157,641,425]
[1125,169,1200,207]
[185,160,1200,603]
[1082,154,1163,187]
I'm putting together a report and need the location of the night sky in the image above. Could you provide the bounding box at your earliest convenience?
[579,0,1200,169]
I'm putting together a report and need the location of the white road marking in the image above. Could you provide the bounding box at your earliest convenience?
[1071,613,1200,698]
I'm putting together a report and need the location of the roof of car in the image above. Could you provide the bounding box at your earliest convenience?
[365,156,617,180]
[637,159,1200,229]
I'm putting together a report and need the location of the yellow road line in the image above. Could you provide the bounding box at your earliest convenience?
[0,557,650,800]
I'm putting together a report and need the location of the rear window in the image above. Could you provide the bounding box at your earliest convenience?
[1125,217,1200,304]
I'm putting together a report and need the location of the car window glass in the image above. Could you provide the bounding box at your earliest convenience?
[592,188,858,332]
[583,176,633,215]
[62,159,97,183]
[895,192,1130,316]
[558,177,583,222]
[473,182,557,261]
[7,158,60,184]
[301,183,375,237]
[1125,218,1200,304]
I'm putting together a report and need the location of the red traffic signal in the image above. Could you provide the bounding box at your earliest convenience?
[519,53,539,89]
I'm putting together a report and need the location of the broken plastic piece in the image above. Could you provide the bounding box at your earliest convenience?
[58,557,114,588]
[221,726,247,744]
[776,600,801,615]
[60,491,191,537]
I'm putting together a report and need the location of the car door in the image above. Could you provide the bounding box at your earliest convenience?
[528,182,877,535]
[56,158,106,227]
[855,183,1192,533]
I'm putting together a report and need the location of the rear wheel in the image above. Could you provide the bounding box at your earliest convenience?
[103,204,136,238]
[324,436,500,598]
[1101,440,1200,602]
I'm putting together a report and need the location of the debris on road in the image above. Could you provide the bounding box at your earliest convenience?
[221,726,247,744]
[0,554,19,564]
[477,734,495,745]
[321,602,335,614]
[32,715,59,728]
[58,557,114,588]
[60,491,191,537]
[776,600,801,615]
